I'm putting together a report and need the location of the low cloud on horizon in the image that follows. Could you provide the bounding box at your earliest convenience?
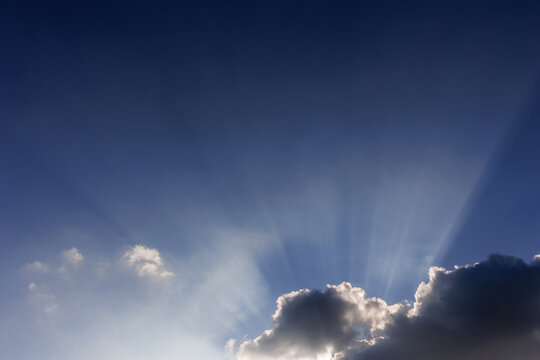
[16,246,540,360]
[232,254,540,360]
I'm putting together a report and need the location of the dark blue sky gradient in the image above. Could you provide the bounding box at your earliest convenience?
[1,1,540,356]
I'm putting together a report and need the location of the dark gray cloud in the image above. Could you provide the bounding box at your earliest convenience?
[235,254,540,360]
[344,254,540,360]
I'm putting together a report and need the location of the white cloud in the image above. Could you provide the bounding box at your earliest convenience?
[62,247,84,265]
[27,282,58,314]
[225,339,237,357]
[25,261,50,272]
[5,230,271,360]
[122,244,174,280]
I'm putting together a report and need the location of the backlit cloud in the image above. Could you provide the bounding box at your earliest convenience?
[236,282,406,360]
[122,244,174,280]
[234,254,540,360]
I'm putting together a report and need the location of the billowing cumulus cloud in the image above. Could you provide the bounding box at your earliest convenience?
[235,254,540,360]
[122,244,174,280]
[236,282,406,360]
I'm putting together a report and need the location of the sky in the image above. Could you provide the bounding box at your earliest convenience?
[1,1,540,359]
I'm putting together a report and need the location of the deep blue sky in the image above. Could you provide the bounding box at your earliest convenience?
[1,1,540,359]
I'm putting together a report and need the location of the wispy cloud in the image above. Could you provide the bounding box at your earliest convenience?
[28,282,58,314]
[24,261,50,273]
[6,232,269,360]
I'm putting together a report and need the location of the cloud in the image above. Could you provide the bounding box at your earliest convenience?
[225,339,237,357]
[8,234,268,360]
[122,244,174,280]
[62,247,84,265]
[236,283,406,360]
[235,254,540,360]
[24,261,50,272]
[28,282,58,314]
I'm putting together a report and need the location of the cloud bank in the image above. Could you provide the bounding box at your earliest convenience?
[234,254,540,360]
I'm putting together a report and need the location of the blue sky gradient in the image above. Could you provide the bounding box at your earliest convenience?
[1,1,540,359]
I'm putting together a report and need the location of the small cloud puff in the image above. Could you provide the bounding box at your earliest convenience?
[27,282,58,314]
[122,244,174,280]
[24,261,50,273]
[62,247,84,265]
